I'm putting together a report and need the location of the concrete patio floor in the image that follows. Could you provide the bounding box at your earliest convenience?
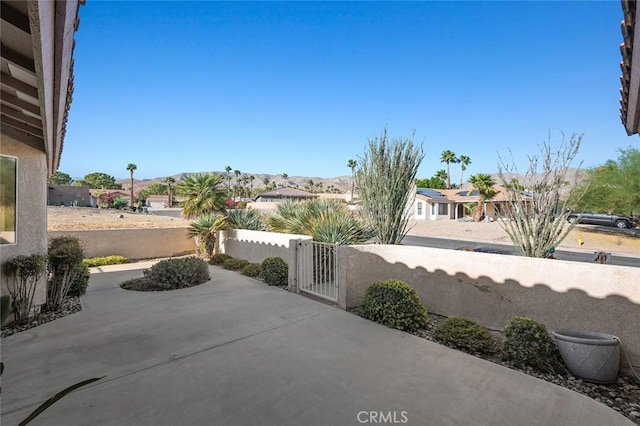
[1,264,633,425]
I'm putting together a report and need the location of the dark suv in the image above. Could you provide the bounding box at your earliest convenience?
[567,212,634,229]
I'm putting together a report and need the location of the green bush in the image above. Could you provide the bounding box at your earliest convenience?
[261,257,288,286]
[83,255,129,267]
[209,253,232,265]
[2,254,47,323]
[68,262,90,297]
[360,280,427,332]
[48,236,85,310]
[241,263,262,278]
[502,316,565,374]
[434,317,497,355]
[121,257,210,291]
[222,258,249,271]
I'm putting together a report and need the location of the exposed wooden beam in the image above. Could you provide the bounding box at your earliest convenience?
[0,43,36,73]
[0,104,42,128]
[0,2,31,34]
[1,115,43,138]
[1,122,45,152]
[0,90,41,115]
[0,71,39,98]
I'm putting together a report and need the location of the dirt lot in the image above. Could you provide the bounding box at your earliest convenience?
[47,207,640,255]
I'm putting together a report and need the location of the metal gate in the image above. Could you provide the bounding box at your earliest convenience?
[297,240,339,303]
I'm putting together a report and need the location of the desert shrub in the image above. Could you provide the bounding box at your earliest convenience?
[68,262,90,297]
[226,208,264,230]
[434,317,497,355]
[502,316,565,374]
[241,263,262,278]
[222,258,249,271]
[209,253,232,265]
[112,196,129,210]
[2,254,47,323]
[83,255,129,267]
[360,280,427,332]
[48,236,85,311]
[261,257,288,286]
[121,257,210,291]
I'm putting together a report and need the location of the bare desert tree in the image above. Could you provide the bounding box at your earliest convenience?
[497,132,584,258]
[357,128,424,244]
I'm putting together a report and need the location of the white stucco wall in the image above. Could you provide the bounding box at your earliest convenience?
[341,244,640,371]
[0,134,48,308]
[219,229,312,266]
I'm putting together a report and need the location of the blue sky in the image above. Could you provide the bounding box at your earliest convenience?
[61,1,636,181]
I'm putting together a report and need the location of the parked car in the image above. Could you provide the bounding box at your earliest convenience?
[567,212,634,229]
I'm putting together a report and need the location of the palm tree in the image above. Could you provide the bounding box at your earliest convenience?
[468,173,497,222]
[306,179,314,193]
[459,155,471,188]
[175,173,227,218]
[347,159,357,201]
[225,166,232,197]
[187,213,228,258]
[440,150,459,189]
[281,173,289,188]
[262,176,270,189]
[164,176,175,207]
[249,175,255,197]
[126,163,137,209]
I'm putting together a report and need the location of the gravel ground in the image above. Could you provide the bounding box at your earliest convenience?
[1,296,82,338]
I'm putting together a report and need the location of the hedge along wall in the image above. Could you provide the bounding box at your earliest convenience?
[48,228,195,260]
[219,229,312,290]
[338,244,640,373]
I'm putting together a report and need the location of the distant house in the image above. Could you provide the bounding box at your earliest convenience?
[89,189,132,207]
[145,194,186,208]
[410,186,530,221]
[48,185,94,207]
[255,188,317,203]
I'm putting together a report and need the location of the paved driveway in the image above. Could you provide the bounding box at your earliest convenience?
[1,265,632,425]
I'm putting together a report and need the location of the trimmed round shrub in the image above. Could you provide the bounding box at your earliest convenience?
[241,263,262,278]
[502,316,565,374]
[360,280,427,332]
[121,257,210,291]
[222,258,249,271]
[68,262,90,297]
[48,236,85,310]
[434,317,497,355]
[209,253,232,266]
[261,257,288,286]
[83,255,129,267]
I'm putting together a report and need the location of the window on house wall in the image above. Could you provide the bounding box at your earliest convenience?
[438,203,448,215]
[430,203,435,216]
[0,155,17,245]
[417,202,422,215]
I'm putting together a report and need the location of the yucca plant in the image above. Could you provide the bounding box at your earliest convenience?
[226,208,264,230]
[187,213,228,258]
[266,199,368,245]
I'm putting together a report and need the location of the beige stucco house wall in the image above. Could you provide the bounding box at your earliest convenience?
[0,134,48,307]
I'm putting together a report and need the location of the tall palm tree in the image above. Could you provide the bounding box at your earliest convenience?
[175,173,227,218]
[440,150,458,189]
[164,176,175,207]
[347,159,357,200]
[281,173,288,188]
[459,155,471,188]
[262,176,270,189]
[249,175,255,197]
[126,163,137,208]
[468,173,497,222]
[225,166,232,197]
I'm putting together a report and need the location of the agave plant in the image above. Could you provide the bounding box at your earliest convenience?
[266,199,367,245]
[226,208,264,231]
[187,213,228,258]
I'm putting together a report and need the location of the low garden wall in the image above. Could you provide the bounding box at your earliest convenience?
[339,245,640,372]
[48,228,195,260]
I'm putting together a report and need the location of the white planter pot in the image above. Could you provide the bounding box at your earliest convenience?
[551,329,620,384]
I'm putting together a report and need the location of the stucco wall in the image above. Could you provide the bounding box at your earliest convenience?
[0,134,48,308]
[341,244,640,371]
[220,229,311,264]
[48,228,195,260]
